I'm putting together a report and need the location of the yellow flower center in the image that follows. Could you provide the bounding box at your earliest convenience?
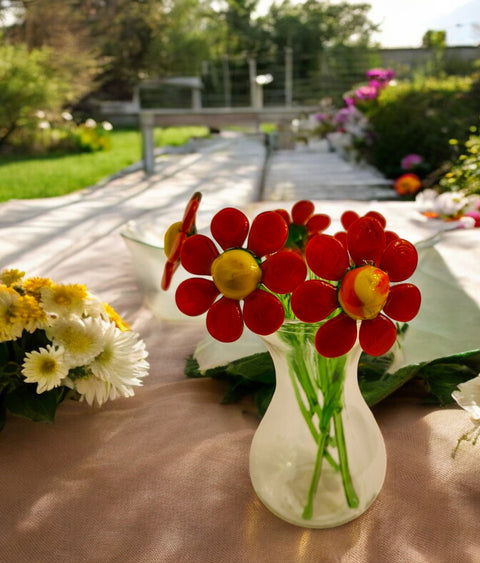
[211,249,262,300]
[164,221,183,257]
[338,265,390,321]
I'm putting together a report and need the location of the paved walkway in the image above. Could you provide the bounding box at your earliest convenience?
[263,138,396,202]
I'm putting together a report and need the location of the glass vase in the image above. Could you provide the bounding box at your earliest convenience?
[249,321,387,528]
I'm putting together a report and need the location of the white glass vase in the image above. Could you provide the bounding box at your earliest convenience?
[249,321,387,528]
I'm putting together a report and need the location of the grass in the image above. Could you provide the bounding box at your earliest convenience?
[0,126,210,203]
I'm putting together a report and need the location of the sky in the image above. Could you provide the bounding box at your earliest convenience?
[254,0,480,47]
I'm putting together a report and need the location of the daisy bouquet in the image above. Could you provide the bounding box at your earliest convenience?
[0,269,149,430]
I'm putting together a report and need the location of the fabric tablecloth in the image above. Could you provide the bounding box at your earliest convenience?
[0,198,479,563]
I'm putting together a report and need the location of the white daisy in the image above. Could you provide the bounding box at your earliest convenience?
[90,323,149,400]
[47,316,105,367]
[67,372,112,407]
[22,345,69,393]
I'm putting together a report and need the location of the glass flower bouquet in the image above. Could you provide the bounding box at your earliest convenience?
[0,269,149,431]
[163,193,423,527]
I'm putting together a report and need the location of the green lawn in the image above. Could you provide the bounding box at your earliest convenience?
[0,127,209,203]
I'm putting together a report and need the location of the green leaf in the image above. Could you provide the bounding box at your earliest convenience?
[420,362,479,405]
[0,391,6,432]
[254,386,275,417]
[225,353,275,384]
[5,385,66,423]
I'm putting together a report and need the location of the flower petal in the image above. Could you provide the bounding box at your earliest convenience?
[359,314,397,356]
[385,230,399,246]
[305,234,349,280]
[248,211,289,257]
[314,313,358,358]
[306,213,331,235]
[383,283,421,322]
[347,216,386,266]
[243,289,285,335]
[175,278,219,316]
[365,210,387,229]
[180,234,219,275]
[380,239,418,282]
[161,259,180,291]
[291,279,338,322]
[181,191,202,233]
[274,208,291,225]
[341,210,359,230]
[334,231,347,249]
[292,200,314,225]
[261,250,307,294]
[206,297,244,342]
[211,207,249,250]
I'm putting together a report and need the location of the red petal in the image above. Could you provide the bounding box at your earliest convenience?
[292,200,314,225]
[359,314,397,356]
[175,278,219,316]
[380,239,418,282]
[243,289,285,335]
[347,216,386,266]
[383,283,421,322]
[306,213,331,235]
[305,234,350,280]
[166,231,187,265]
[210,208,249,250]
[275,208,291,225]
[341,210,359,230]
[261,250,307,294]
[334,231,347,248]
[291,279,338,322]
[247,211,288,257]
[181,191,202,233]
[314,313,358,358]
[161,260,180,291]
[365,210,387,229]
[206,297,244,342]
[385,230,399,245]
[180,234,219,275]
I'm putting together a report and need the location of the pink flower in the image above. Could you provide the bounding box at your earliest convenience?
[401,154,423,170]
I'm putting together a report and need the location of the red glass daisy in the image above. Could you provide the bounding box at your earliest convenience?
[291,215,421,358]
[275,200,331,252]
[161,192,202,291]
[334,209,399,248]
[175,208,307,342]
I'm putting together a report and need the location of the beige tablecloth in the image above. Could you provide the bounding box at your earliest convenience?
[0,198,479,563]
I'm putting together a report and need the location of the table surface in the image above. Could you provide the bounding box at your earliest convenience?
[0,197,479,563]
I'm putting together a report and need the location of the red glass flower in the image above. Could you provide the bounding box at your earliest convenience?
[291,215,421,358]
[175,208,307,342]
[334,209,398,248]
[161,192,202,291]
[276,200,331,252]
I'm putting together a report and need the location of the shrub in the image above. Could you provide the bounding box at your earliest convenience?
[360,76,480,179]
[0,43,65,149]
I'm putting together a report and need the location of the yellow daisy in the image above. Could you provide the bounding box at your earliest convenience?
[0,285,24,341]
[22,276,54,301]
[103,302,131,331]
[0,269,25,287]
[15,294,48,333]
